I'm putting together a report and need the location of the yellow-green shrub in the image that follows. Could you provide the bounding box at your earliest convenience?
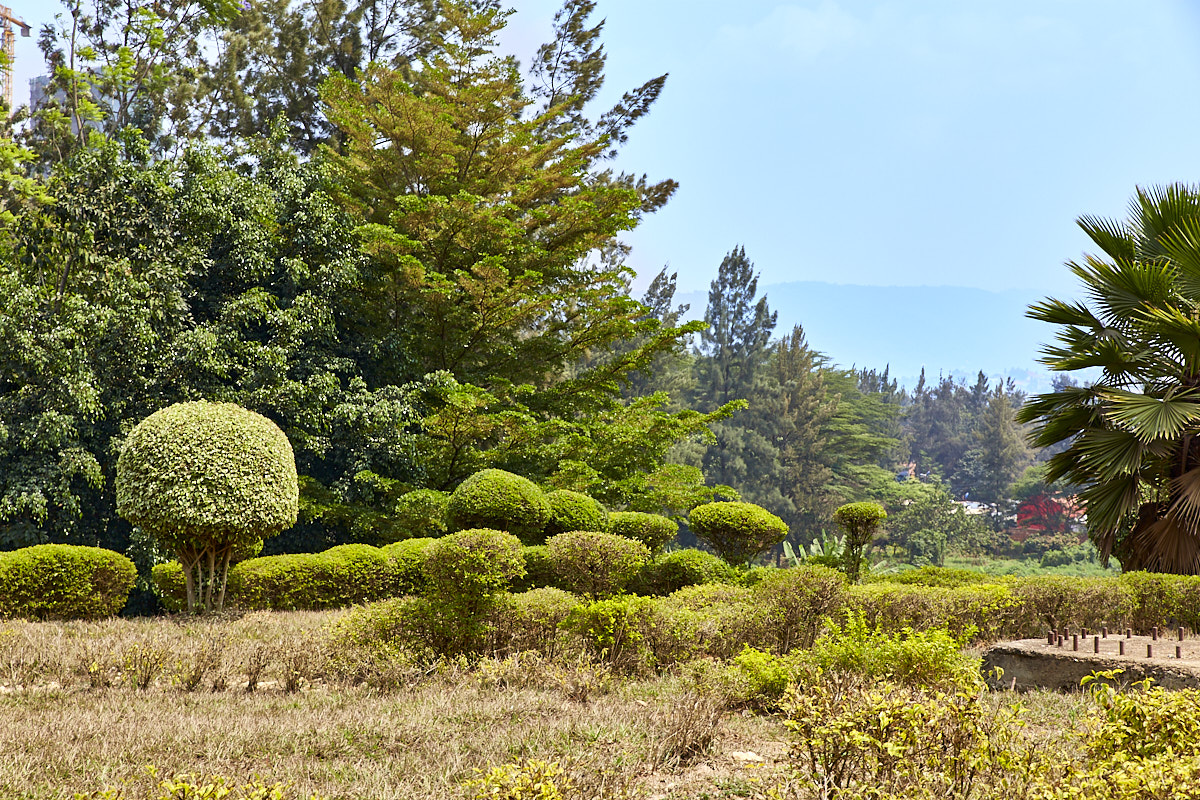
[630,547,738,596]
[445,469,550,544]
[607,510,678,553]
[849,581,1018,643]
[546,530,649,599]
[490,587,581,657]
[0,544,136,620]
[750,565,848,652]
[1010,575,1131,636]
[543,490,607,538]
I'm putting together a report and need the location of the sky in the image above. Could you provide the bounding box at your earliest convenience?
[11,1,1200,380]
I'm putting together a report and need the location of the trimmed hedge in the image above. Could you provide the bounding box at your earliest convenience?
[152,540,439,612]
[546,530,650,599]
[607,511,678,553]
[511,545,557,592]
[750,565,849,652]
[0,545,136,620]
[631,548,738,595]
[543,490,608,538]
[445,469,551,544]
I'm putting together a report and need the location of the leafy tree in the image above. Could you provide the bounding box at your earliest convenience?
[1018,184,1200,573]
[115,401,298,613]
[831,501,886,582]
[689,500,788,566]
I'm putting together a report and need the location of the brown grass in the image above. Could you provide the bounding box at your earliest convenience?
[0,612,795,799]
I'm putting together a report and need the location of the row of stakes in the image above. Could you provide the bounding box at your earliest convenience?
[1047,626,1190,658]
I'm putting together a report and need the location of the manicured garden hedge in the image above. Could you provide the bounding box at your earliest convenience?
[0,545,136,620]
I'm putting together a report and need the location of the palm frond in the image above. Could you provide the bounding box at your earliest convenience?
[1101,388,1200,443]
[1077,213,1135,262]
[1072,428,1149,479]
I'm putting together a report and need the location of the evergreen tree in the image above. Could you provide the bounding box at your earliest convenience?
[695,245,776,408]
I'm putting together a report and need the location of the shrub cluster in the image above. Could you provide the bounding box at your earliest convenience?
[543,490,608,538]
[689,501,788,565]
[631,548,739,595]
[445,469,551,544]
[546,531,649,598]
[0,544,137,620]
[607,511,677,553]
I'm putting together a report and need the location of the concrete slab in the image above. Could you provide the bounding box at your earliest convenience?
[982,633,1200,691]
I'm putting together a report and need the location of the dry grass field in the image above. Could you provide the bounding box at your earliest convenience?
[0,611,809,800]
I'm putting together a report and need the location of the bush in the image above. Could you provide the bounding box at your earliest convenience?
[641,584,763,666]
[386,490,449,542]
[231,544,395,610]
[607,511,678,553]
[850,582,1018,643]
[806,611,982,691]
[631,548,739,596]
[0,544,136,620]
[380,537,437,596]
[1009,576,1131,637]
[831,501,887,582]
[546,530,650,599]
[866,565,997,588]
[490,587,582,657]
[562,594,653,671]
[543,490,608,538]
[689,501,788,565]
[445,469,551,545]
[511,545,557,592]
[750,565,848,652]
[423,528,525,603]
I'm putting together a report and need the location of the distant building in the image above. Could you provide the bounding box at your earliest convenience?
[29,73,115,136]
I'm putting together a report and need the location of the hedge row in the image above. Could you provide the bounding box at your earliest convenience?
[0,545,137,620]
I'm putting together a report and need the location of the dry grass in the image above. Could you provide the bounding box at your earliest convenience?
[0,612,795,799]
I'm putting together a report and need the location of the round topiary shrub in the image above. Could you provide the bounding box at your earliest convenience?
[381,537,438,596]
[445,469,551,545]
[546,530,650,599]
[386,490,449,543]
[0,545,137,620]
[423,528,525,603]
[632,547,739,596]
[116,401,298,613]
[608,511,678,553]
[689,501,789,566]
[543,490,608,538]
[511,544,558,592]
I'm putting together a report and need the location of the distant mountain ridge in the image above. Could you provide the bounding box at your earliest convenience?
[675,281,1064,395]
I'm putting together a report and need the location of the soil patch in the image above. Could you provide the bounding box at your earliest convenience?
[983,632,1200,691]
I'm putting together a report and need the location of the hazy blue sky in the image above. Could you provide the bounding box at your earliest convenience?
[12,1,1200,378]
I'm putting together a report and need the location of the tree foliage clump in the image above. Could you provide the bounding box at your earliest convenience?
[832,501,887,582]
[546,530,649,599]
[689,501,789,566]
[1019,184,1200,574]
[445,469,551,545]
[116,401,298,613]
[607,510,678,553]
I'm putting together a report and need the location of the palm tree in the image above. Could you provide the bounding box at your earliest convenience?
[1018,184,1200,573]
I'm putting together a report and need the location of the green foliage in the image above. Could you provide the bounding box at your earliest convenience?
[806,611,982,691]
[868,565,999,588]
[750,565,848,652]
[606,510,677,553]
[0,544,136,620]
[116,400,299,613]
[423,528,525,604]
[631,548,738,596]
[489,588,581,658]
[445,470,551,545]
[542,490,607,538]
[641,583,763,665]
[379,538,437,597]
[730,645,794,708]
[545,531,650,599]
[832,501,887,582]
[849,582,1018,643]
[462,759,571,800]
[688,501,789,566]
[561,595,652,671]
[73,766,326,800]
[510,545,557,592]
[385,490,449,543]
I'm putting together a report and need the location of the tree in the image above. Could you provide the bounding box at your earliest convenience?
[1018,184,1200,573]
[688,500,788,566]
[831,501,886,582]
[115,401,299,613]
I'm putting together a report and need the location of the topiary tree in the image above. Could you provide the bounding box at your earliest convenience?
[422,528,525,653]
[116,401,298,613]
[688,501,788,566]
[445,469,552,544]
[543,490,608,538]
[546,531,650,599]
[608,510,678,553]
[832,501,887,583]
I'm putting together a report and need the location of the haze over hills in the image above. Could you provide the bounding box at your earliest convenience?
[675,281,1070,395]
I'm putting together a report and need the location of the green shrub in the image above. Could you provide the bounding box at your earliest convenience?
[806,611,982,691]
[607,511,678,553]
[230,544,394,610]
[689,501,788,565]
[380,537,437,596]
[151,562,187,613]
[562,595,653,671]
[326,595,443,665]
[116,400,298,613]
[731,645,795,709]
[831,501,887,582]
[385,489,449,542]
[1118,571,1198,631]
[543,490,608,538]
[511,545,557,592]
[641,582,767,664]
[866,565,997,588]
[0,545,136,620]
[462,759,571,800]
[445,469,551,544]
[546,530,650,599]
[423,528,525,603]
[631,548,738,595]
[490,587,581,657]
[1009,576,1131,636]
[751,565,848,652]
[849,582,1018,643]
